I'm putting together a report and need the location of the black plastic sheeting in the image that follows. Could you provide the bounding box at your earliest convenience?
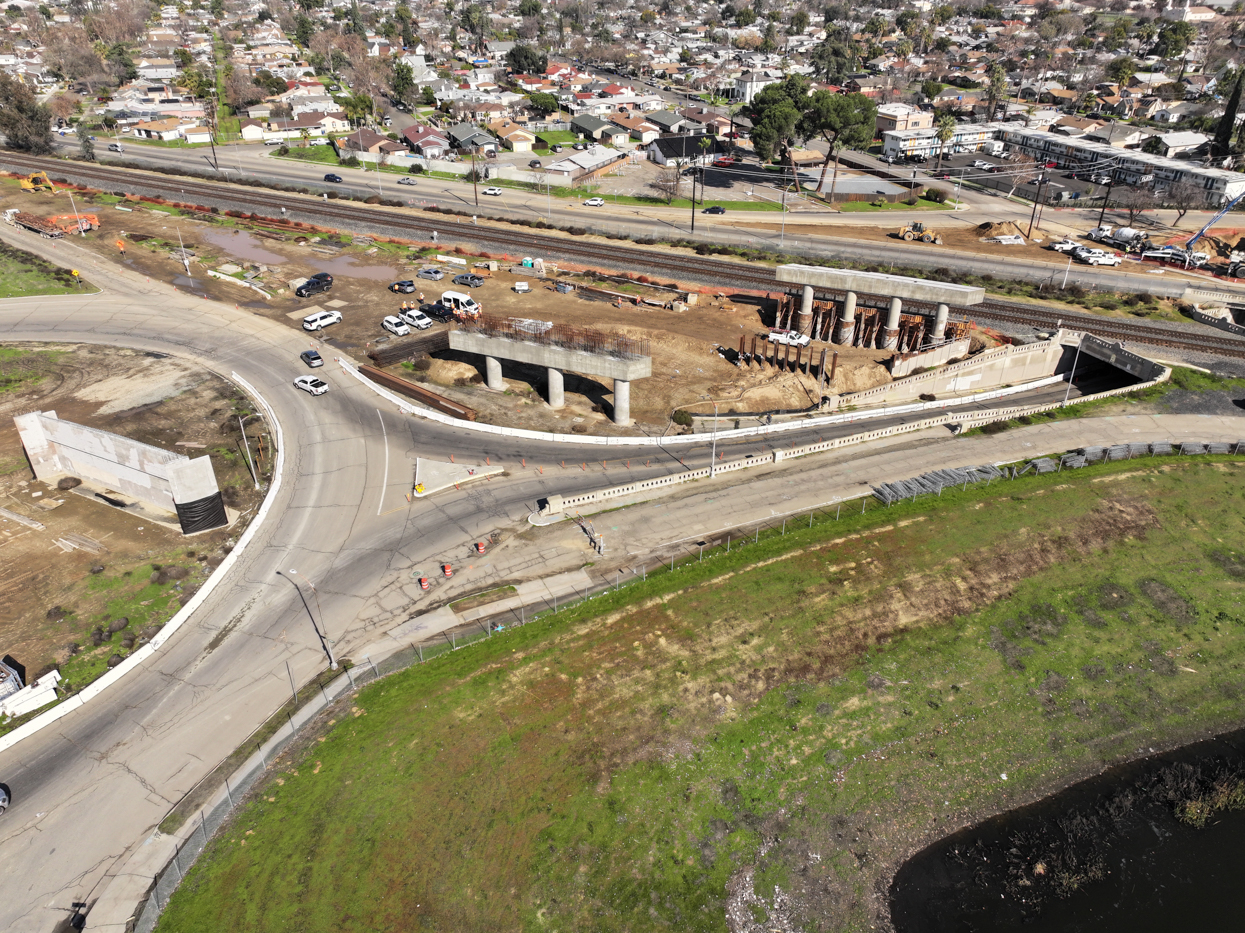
[175,492,227,535]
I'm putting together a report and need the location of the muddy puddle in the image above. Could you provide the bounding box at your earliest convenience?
[313,255,401,281]
[199,229,286,265]
[889,727,1245,932]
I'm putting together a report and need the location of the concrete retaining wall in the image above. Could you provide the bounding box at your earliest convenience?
[888,338,972,378]
[844,338,1064,408]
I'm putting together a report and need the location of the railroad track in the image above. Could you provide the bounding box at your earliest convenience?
[10,154,1245,361]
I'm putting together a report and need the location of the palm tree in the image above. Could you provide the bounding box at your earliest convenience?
[935,113,955,170]
[342,93,374,128]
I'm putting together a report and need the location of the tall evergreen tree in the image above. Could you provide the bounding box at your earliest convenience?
[1213,71,1243,159]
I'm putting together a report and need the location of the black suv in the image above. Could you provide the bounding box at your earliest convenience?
[295,272,333,298]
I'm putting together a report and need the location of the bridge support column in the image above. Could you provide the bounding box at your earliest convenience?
[883,296,902,350]
[613,379,631,426]
[796,285,815,335]
[835,290,857,345]
[485,356,503,390]
[932,303,949,343]
[547,367,564,409]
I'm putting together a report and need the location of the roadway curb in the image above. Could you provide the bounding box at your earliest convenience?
[0,372,285,756]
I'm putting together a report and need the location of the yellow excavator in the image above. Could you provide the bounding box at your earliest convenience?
[897,220,943,245]
[19,172,56,194]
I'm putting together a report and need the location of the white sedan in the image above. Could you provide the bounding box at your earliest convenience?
[583,197,605,207]
[382,315,411,336]
[293,375,329,396]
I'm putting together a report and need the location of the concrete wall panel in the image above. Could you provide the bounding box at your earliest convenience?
[450,330,652,381]
[776,264,986,306]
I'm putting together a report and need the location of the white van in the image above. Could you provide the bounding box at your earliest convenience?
[440,290,480,316]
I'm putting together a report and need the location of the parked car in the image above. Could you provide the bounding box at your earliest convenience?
[294,375,329,396]
[572,141,588,150]
[529,158,542,168]
[583,197,605,207]
[422,302,455,322]
[323,173,343,183]
[301,309,342,331]
[972,160,995,170]
[397,177,417,186]
[551,144,564,152]
[482,186,503,196]
[416,267,444,281]
[300,349,324,368]
[1049,239,1081,253]
[712,157,736,168]
[767,328,810,347]
[452,273,484,288]
[382,315,411,336]
[108,142,125,153]
[388,280,417,294]
[398,307,433,329]
[295,273,333,298]
[702,205,726,215]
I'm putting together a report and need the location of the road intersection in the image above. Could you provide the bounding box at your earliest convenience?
[0,224,1239,932]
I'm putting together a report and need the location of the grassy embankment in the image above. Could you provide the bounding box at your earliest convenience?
[156,453,1245,932]
[0,241,91,298]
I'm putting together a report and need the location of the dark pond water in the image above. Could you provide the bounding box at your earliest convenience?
[889,729,1245,933]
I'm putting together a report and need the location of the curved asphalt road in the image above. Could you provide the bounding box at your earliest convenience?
[0,228,1100,931]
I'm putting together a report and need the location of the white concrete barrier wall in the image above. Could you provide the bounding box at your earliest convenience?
[0,372,285,756]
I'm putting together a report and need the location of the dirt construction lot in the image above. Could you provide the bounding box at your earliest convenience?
[0,344,264,699]
[0,181,895,433]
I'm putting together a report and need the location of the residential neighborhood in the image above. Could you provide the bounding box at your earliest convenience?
[2,0,1245,205]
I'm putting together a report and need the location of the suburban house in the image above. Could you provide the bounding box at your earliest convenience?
[269,111,349,136]
[336,127,407,155]
[447,122,499,153]
[644,110,687,135]
[489,120,537,151]
[402,124,450,158]
[571,114,627,144]
[732,70,779,103]
[132,117,188,140]
[1146,130,1209,158]
[1085,122,1154,148]
[646,135,730,166]
[610,113,661,144]
[677,107,731,134]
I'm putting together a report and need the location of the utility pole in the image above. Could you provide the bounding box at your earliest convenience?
[471,144,480,207]
[1026,172,1046,238]
[1097,175,1115,227]
[710,400,719,477]
[690,164,698,233]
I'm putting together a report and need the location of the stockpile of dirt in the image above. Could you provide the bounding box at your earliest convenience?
[975,221,1028,239]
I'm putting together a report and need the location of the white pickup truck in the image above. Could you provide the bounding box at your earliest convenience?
[768,328,811,347]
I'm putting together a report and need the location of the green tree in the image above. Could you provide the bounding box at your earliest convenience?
[518,0,541,16]
[421,84,437,106]
[106,44,137,81]
[895,9,920,35]
[460,3,488,51]
[76,120,95,161]
[294,12,316,47]
[1153,21,1196,58]
[790,10,809,33]
[0,74,54,154]
[800,89,876,199]
[506,43,548,74]
[744,74,810,162]
[209,0,223,17]
[810,30,858,82]
[761,21,777,52]
[935,112,955,169]
[174,47,193,69]
[181,67,212,99]
[921,79,945,101]
[735,7,757,27]
[985,63,1007,121]
[1212,70,1243,159]
[528,90,559,115]
[1105,55,1137,84]
[343,92,374,126]
[392,60,414,100]
[931,4,954,25]
[349,0,367,38]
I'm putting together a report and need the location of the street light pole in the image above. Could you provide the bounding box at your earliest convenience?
[285,570,337,669]
[471,144,480,207]
[710,400,719,477]
[1097,176,1115,227]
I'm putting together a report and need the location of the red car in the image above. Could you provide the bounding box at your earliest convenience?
[712,157,737,168]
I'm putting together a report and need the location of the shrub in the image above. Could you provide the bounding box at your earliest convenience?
[339,155,360,168]
[905,196,919,206]
[672,409,694,427]
[326,191,339,199]
[277,145,289,156]
[364,195,381,204]
[925,186,949,204]
[409,164,425,175]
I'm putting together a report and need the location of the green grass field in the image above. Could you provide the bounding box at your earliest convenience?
[157,456,1245,932]
[0,242,91,299]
